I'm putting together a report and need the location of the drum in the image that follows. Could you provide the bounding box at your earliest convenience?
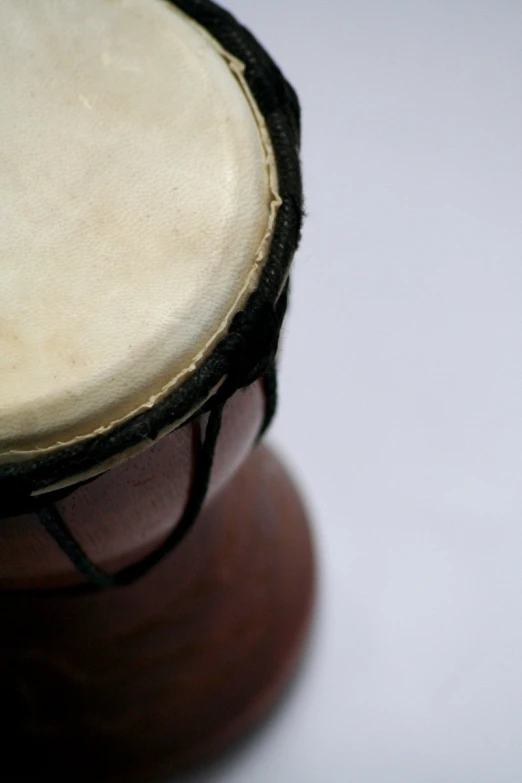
[0,1,314,781]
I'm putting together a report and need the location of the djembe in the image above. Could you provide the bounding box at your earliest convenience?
[0,2,314,781]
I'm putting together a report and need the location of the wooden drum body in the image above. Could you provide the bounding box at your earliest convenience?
[0,2,314,780]
[0,388,314,782]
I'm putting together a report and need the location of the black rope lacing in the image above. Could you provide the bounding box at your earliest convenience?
[36,402,225,590]
[32,366,278,593]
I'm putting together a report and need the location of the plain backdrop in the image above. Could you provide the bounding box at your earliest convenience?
[177,2,522,782]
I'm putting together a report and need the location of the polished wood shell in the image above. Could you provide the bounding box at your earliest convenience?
[0,385,315,781]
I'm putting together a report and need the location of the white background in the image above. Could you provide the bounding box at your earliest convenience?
[179,2,522,782]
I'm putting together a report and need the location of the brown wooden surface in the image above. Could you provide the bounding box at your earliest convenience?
[0,446,315,782]
[0,383,264,590]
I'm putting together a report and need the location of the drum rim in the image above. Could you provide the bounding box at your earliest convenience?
[0,0,303,504]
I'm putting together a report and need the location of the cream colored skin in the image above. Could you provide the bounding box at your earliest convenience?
[0,0,280,464]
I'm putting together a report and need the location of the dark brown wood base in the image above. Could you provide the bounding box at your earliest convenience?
[0,446,315,782]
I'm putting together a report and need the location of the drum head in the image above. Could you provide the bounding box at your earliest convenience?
[0,0,302,499]
[0,0,279,461]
